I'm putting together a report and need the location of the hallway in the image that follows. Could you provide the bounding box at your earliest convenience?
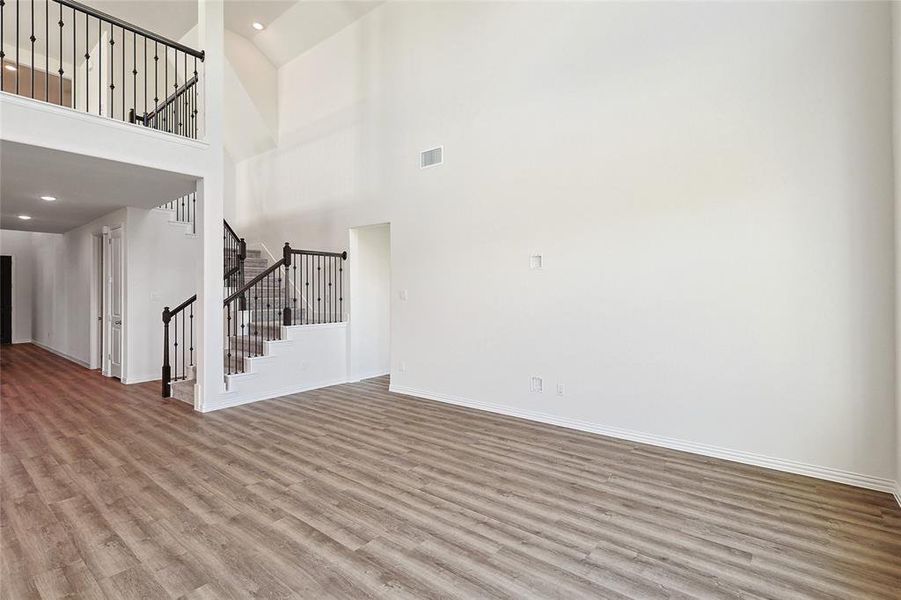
[1,343,899,599]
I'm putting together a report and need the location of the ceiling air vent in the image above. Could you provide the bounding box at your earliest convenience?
[420,146,443,169]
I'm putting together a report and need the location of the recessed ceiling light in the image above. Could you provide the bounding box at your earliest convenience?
[4,64,16,72]
[18,215,31,220]
[40,195,57,201]
[252,22,264,31]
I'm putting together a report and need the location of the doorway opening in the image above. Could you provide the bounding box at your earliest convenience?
[348,223,391,382]
[1,256,12,345]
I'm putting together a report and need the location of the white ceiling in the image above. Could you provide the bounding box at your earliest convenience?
[81,1,199,44]
[75,0,380,67]
[224,0,296,43]
[249,1,382,67]
[0,141,197,233]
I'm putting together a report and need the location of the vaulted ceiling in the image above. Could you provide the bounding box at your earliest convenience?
[80,0,380,69]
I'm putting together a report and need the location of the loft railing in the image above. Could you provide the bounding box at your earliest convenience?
[158,192,196,233]
[129,74,197,137]
[0,0,205,140]
[223,243,347,375]
[161,293,195,398]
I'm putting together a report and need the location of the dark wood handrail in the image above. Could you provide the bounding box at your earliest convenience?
[224,259,285,306]
[136,76,198,122]
[224,219,240,241]
[290,249,348,259]
[165,294,197,321]
[224,265,241,281]
[55,0,205,59]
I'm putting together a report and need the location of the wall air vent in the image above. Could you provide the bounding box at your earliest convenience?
[420,146,444,169]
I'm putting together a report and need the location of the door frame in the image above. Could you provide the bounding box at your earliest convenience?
[90,235,104,369]
[347,222,392,383]
[102,224,125,378]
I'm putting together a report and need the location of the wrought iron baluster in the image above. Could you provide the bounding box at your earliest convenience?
[97,16,101,114]
[1,0,5,92]
[173,306,178,381]
[71,6,74,107]
[30,0,33,98]
[318,255,322,324]
[84,12,88,111]
[226,299,232,374]
[153,41,158,128]
[164,44,168,130]
[16,0,20,93]
[58,0,63,104]
[45,0,48,101]
[120,25,124,120]
[192,56,198,137]
[109,23,114,118]
[173,47,178,133]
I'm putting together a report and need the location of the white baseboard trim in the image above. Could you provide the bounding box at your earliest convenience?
[349,370,390,383]
[11,338,33,344]
[893,482,901,509]
[202,377,348,413]
[31,341,91,369]
[122,374,160,385]
[389,384,897,495]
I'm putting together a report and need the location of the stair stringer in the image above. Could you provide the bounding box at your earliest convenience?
[212,321,348,411]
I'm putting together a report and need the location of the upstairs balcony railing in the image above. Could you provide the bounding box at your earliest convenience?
[0,0,204,139]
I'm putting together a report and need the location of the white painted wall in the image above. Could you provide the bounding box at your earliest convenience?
[234,2,896,487]
[27,208,126,367]
[349,223,390,381]
[0,229,37,343]
[893,2,901,498]
[216,322,348,411]
[125,207,199,383]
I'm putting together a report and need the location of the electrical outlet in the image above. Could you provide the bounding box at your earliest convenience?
[399,289,409,301]
[530,376,543,393]
[530,254,543,270]
[556,383,565,396]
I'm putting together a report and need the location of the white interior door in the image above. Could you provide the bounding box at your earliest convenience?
[108,227,124,379]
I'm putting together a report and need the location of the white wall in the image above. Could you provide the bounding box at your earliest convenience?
[0,230,37,343]
[233,2,897,488]
[893,2,901,497]
[125,207,200,383]
[27,208,126,367]
[349,223,390,381]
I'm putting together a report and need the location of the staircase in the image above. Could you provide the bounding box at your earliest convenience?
[170,248,268,404]
[164,222,348,407]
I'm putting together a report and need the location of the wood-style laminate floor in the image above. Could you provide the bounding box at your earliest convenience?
[1,343,899,599]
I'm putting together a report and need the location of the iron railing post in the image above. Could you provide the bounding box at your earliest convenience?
[238,237,247,310]
[283,242,292,326]
[161,306,171,397]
